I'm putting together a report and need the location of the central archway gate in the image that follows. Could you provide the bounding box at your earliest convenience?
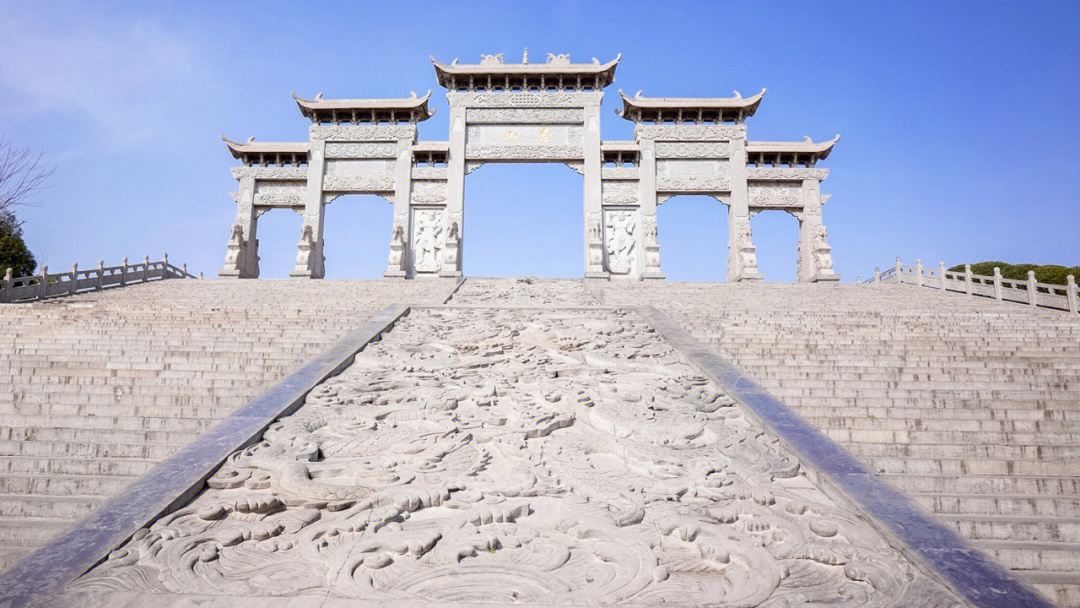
[219,52,841,282]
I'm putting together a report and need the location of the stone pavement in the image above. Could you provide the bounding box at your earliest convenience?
[599,280,1080,606]
[56,279,963,606]
[0,279,456,572]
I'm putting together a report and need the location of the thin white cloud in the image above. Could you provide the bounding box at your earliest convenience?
[0,5,206,147]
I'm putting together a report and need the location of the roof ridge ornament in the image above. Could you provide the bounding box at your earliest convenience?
[480,53,504,66]
[523,48,528,64]
[546,53,571,66]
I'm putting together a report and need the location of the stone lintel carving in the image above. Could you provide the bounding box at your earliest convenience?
[747,167,829,181]
[324,142,398,159]
[467,108,585,124]
[464,144,584,161]
[410,207,445,274]
[310,124,415,141]
[411,167,448,180]
[601,167,639,180]
[410,180,448,205]
[448,90,603,108]
[634,124,746,142]
[654,142,730,159]
[231,167,308,181]
[604,208,638,276]
[254,193,304,208]
[655,176,730,193]
[602,180,640,206]
[747,183,803,209]
[322,175,396,193]
[254,180,306,194]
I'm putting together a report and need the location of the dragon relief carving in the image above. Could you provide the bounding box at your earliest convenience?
[604,210,637,274]
[64,302,962,606]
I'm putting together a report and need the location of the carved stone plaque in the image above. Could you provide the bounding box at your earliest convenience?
[410,207,445,273]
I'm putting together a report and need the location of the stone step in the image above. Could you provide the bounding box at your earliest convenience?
[0,473,132,497]
[911,493,1080,517]
[881,473,1080,496]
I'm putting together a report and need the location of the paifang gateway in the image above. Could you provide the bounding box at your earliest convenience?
[219,51,841,282]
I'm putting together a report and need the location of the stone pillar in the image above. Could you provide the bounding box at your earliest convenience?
[727,135,762,281]
[797,179,839,283]
[443,105,467,277]
[583,103,604,278]
[293,136,327,278]
[385,139,412,278]
[219,175,259,279]
[638,139,664,279]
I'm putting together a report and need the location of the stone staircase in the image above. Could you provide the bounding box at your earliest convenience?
[599,281,1080,606]
[0,278,452,573]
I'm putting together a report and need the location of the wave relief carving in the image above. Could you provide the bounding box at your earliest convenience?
[66,306,961,606]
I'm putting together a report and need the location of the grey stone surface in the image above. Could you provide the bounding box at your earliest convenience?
[0,301,414,608]
[50,280,962,606]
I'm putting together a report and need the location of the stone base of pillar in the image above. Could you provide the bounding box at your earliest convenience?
[732,271,764,282]
[438,270,462,278]
[810,273,841,283]
[641,271,666,280]
[218,269,241,279]
[383,269,407,278]
[584,271,609,279]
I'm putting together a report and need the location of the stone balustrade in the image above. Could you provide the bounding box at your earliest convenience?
[0,254,199,303]
[861,257,1079,314]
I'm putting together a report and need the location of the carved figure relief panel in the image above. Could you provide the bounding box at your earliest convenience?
[748,183,804,209]
[65,304,961,606]
[410,207,445,273]
[604,208,638,275]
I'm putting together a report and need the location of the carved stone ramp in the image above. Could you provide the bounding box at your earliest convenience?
[0,279,1040,606]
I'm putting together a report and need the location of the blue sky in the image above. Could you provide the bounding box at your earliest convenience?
[1,1,1078,281]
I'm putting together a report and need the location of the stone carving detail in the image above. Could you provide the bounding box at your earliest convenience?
[68,304,961,606]
[467,108,584,124]
[231,167,308,181]
[655,142,730,158]
[219,224,248,277]
[441,211,462,276]
[448,90,603,108]
[325,160,394,176]
[585,212,604,276]
[604,209,637,275]
[322,175,395,193]
[600,167,638,180]
[656,175,730,192]
[747,167,830,181]
[602,181,639,205]
[410,167,447,180]
[409,180,448,205]
[464,161,485,175]
[748,183,803,209]
[254,180,306,194]
[291,224,317,277]
[465,145,583,161]
[732,214,760,278]
[385,218,407,277]
[255,193,304,208]
[810,224,835,277]
[546,52,571,66]
[564,161,584,175]
[411,208,445,273]
[325,143,398,159]
[642,215,662,277]
[480,52,504,65]
[310,125,415,141]
[635,124,746,141]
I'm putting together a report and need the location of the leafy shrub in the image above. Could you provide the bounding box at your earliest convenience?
[949,262,1080,286]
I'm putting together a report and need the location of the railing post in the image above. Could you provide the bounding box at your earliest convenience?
[38,266,48,301]
[2,268,12,303]
[895,257,902,284]
[69,263,78,295]
[121,257,128,287]
[96,260,104,291]
[939,261,947,291]
[993,267,1003,300]
[182,263,188,278]
[915,259,924,287]
[964,264,973,296]
[199,272,204,279]
[1027,271,1037,307]
[162,253,169,279]
[874,267,881,283]
[1068,275,1078,314]
[143,255,150,283]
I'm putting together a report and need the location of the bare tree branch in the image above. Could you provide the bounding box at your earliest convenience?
[0,135,55,221]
